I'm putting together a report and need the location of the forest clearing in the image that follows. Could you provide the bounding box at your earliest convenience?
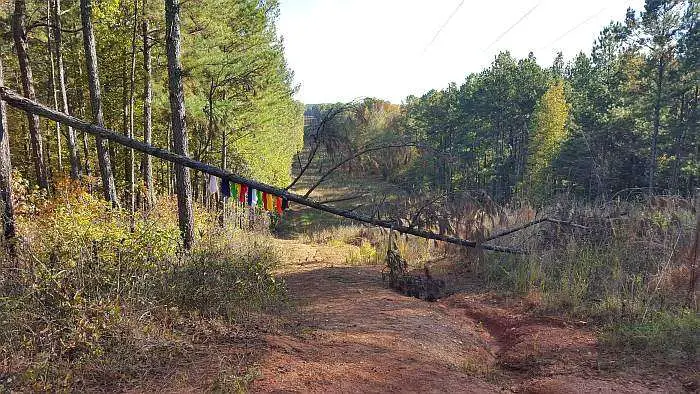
[0,0,698,392]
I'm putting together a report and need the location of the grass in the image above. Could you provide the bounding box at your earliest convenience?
[468,198,698,366]
[600,309,699,364]
[211,356,262,393]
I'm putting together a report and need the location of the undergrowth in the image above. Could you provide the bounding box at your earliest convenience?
[474,197,698,364]
[0,179,285,391]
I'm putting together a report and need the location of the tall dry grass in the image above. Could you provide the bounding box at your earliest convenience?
[469,195,698,363]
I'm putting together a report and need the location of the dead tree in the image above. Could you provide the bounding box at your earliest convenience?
[12,0,49,189]
[165,0,195,249]
[0,86,527,255]
[80,0,119,207]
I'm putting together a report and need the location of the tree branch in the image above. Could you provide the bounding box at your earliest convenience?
[27,22,81,33]
[303,142,418,198]
[286,103,354,191]
[485,217,589,242]
[0,86,526,254]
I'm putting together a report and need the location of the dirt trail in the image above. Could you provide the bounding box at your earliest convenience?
[129,239,689,393]
[250,241,683,393]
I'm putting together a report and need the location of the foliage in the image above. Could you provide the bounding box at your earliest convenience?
[0,180,286,391]
[303,1,698,202]
[524,80,569,201]
[0,0,302,193]
[601,309,699,363]
[305,99,409,182]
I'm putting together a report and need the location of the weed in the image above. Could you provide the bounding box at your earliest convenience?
[470,198,697,363]
[345,240,380,265]
[210,355,261,393]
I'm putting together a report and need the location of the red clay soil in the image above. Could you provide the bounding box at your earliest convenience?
[126,246,693,393]
[250,264,688,393]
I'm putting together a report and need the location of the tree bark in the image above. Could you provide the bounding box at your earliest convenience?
[80,0,119,207]
[51,0,80,179]
[12,0,49,189]
[141,0,154,207]
[125,0,137,223]
[165,0,195,249]
[0,58,16,249]
[128,0,137,213]
[219,86,227,227]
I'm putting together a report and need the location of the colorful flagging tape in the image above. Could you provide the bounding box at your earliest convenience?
[212,176,288,215]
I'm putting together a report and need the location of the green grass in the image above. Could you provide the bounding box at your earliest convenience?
[600,310,699,364]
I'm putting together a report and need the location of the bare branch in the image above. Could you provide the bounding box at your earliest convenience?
[303,142,418,198]
[286,103,355,191]
[485,217,589,242]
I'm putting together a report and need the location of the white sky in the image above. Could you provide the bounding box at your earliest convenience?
[277,0,644,104]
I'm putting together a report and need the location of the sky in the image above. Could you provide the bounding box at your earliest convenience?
[277,0,645,104]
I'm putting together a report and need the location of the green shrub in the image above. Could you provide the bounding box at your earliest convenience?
[157,232,286,319]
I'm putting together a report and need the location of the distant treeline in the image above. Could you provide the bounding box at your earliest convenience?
[306,1,698,203]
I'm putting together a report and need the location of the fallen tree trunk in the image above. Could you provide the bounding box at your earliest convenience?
[0,86,524,254]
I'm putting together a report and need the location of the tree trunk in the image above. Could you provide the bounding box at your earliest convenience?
[128,0,137,221]
[649,56,665,193]
[166,124,173,195]
[220,97,227,227]
[122,76,129,186]
[165,0,194,249]
[52,0,80,179]
[211,80,226,227]
[141,2,154,207]
[0,57,16,249]
[80,0,119,207]
[46,0,63,174]
[12,0,49,190]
